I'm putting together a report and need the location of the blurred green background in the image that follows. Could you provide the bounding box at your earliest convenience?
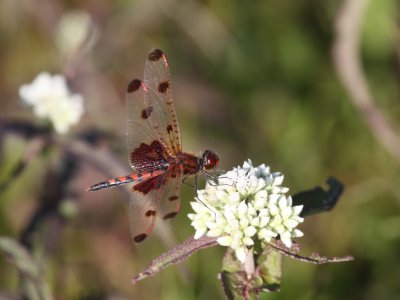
[1,0,400,299]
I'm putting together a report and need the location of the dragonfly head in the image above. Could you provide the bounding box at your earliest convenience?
[201,150,219,170]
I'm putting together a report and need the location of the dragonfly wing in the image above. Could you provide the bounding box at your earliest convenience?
[125,49,185,242]
[143,49,182,156]
[126,79,166,170]
[158,168,183,221]
[126,49,181,169]
[129,172,168,243]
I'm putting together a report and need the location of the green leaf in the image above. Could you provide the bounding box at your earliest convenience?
[256,246,282,292]
[219,246,282,299]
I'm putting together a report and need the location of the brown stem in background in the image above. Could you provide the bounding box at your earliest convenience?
[333,0,400,161]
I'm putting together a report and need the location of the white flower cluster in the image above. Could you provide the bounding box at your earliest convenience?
[19,72,84,134]
[188,160,304,262]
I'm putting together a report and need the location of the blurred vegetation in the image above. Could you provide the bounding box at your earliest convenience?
[1,0,400,299]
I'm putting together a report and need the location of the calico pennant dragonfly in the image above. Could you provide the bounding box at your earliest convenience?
[87,49,219,243]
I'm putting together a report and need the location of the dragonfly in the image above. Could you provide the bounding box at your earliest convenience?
[87,48,219,243]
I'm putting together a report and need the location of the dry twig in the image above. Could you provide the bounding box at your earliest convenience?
[333,0,400,161]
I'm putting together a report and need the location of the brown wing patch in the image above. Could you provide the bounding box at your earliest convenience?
[133,233,148,243]
[158,81,169,93]
[130,141,168,172]
[127,79,142,93]
[133,173,167,194]
[145,210,157,217]
[141,106,153,119]
[169,195,178,201]
[166,125,173,133]
[163,212,178,220]
[148,49,163,61]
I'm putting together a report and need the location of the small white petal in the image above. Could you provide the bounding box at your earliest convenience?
[281,207,292,219]
[235,247,248,263]
[278,196,288,209]
[284,219,299,229]
[286,196,293,206]
[239,218,249,228]
[293,216,304,223]
[258,228,276,241]
[224,206,236,221]
[275,224,286,234]
[269,204,279,216]
[228,192,241,203]
[244,226,257,237]
[230,239,241,250]
[259,216,270,228]
[205,221,218,229]
[196,192,207,204]
[207,228,224,237]
[194,228,207,239]
[216,190,228,201]
[217,236,233,246]
[247,203,256,216]
[190,201,205,213]
[242,237,254,246]
[237,202,247,216]
[293,205,303,216]
[253,197,266,210]
[255,189,268,199]
[268,194,279,204]
[280,232,292,248]
[243,160,252,169]
[192,219,207,227]
[257,178,266,189]
[272,173,284,185]
[270,215,282,227]
[233,231,244,240]
[293,229,304,237]
[250,217,260,227]
[228,219,240,230]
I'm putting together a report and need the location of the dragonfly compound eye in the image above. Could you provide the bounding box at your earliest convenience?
[203,150,219,170]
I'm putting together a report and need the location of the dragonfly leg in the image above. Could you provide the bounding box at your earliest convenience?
[182,176,195,189]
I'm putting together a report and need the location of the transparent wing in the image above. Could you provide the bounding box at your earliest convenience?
[126,48,181,169]
[126,79,164,170]
[128,168,182,243]
[159,169,183,220]
[143,48,182,156]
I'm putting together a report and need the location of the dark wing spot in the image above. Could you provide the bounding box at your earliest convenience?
[141,106,153,119]
[145,210,157,217]
[148,49,163,61]
[133,173,167,194]
[163,212,178,220]
[133,233,147,243]
[127,79,142,93]
[169,196,178,201]
[158,81,169,93]
[166,125,173,133]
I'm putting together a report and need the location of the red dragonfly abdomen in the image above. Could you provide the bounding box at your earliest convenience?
[87,170,166,192]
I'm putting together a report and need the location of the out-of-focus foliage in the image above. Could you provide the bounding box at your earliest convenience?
[0,0,399,299]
